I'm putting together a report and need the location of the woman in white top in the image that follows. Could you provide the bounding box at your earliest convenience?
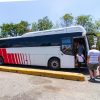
[76,53,85,68]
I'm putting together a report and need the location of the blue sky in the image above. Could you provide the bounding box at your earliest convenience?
[0,0,100,25]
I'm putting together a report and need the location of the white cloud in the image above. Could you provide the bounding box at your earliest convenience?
[0,0,32,2]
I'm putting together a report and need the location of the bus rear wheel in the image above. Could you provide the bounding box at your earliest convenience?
[0,57,4,65]
[48,58,60,70]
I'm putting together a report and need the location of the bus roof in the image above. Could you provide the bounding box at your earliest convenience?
[22,26,86,37]
[0,26,86,40]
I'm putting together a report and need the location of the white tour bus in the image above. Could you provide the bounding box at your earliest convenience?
[0,26,90,69]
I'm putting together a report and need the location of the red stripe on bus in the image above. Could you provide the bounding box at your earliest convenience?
[13,54,16,64]
[16,53,19,64]
[17,53,20,64]
[15,53,18,64]
[1,48,8,63]
[7,54,12,64]
[0,48,8,63]
[16,54,19,64]
[11,53,16,64]
[0,48,3,56]
[18,53,21,64]
[9,54,13,64]
[0,49,3,56]
[0,48,29,65]
[11,54,15,64]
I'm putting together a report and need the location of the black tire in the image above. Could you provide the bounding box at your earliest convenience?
[0,57,4,65]
[48,58,60,70]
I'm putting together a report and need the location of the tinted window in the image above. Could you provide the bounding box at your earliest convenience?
[61,37,73,55]
[0,40,10,48]
[0,32,82,48]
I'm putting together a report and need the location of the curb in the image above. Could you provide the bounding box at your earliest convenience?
[0,66,85,81]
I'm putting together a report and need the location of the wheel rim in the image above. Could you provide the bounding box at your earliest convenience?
[51,60,59,69]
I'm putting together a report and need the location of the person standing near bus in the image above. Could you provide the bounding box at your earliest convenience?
[76,42,85,68]
[87,45,100,81]
[97,49,100,77]
[97,66,100,77]
[77,42,84,55]
[76,53,85,68]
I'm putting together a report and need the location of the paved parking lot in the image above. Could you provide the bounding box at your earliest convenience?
[0,70,100,100]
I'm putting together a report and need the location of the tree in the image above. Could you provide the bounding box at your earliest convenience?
[61,13,74,27]
[16,21,30,36]
[76,15,96,33]
[76,15,97,47]
[0,21,30,38]
[95,20,100,32]
[37,16,53,31]
[32,22,38,31]
[95,20,100,50]
[97,36,100,50]
[0,23,15,37]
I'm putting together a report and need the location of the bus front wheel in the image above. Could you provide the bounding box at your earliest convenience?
[0,57,4,65]
[48,58,60,70]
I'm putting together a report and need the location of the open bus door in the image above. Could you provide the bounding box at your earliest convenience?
[73,36,87,67]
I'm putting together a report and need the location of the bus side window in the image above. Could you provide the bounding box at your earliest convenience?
[61,38,73,55]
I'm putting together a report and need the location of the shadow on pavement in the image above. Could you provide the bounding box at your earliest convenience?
[88,79,100,83]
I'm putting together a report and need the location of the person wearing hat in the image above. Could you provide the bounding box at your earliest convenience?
[87,45,100,81]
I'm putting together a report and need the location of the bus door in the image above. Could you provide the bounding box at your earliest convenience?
[73,36,87,67]
[61,37,74,68]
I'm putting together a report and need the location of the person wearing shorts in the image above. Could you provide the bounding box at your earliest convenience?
[88,64,98,70]
[87,45,100,81]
